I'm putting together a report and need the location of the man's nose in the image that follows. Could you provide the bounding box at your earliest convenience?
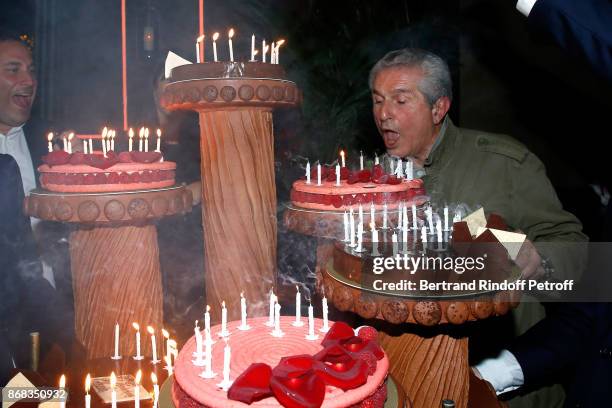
[18,70,35,86]
[379,101,392,121]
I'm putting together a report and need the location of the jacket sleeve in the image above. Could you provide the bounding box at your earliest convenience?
[509,150,588,281]
[528,0,612,82]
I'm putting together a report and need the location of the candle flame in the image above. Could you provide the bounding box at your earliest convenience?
[68,132,74,140]
[206,304,210,312]
[221,300,226,308]
[139,127,144,138]
[197,34,205,43]
[151,372,158,384]
[132,322,140,331]
[47,132,53,142]
[296,285,299,292]
[276,39,286,47]
[102,127,108,138]
[168,339,177,349]
[213,32,219,41]
[111,130,116,139]
[240,291,244,298]
[156,128,161,137]
[194,319,199,328]
[110,372,116,388]
[135,369,142,385]
[253,49,259,56]
[147,326,154,335]
[161,328,169,339]
[85,374,91,393]
[144,128,149,138]
[129,128,134,138]
[228,28,235,38]
[59,374,66,388]
[263,44,269,53]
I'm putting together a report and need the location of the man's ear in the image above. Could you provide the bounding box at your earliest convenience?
[432,96,451,125]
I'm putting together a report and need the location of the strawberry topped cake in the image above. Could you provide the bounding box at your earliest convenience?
[290,164,426,211]
[172,316,389,408]
[38,150,176,193]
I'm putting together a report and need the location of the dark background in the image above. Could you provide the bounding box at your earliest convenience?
[2,0,610,241]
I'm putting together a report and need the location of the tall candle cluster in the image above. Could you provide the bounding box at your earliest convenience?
[46,127,162,156]
[195,29,285,63]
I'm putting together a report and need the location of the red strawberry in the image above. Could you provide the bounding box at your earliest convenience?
[356,326,379,342]
[386,175,402,185]
[326,170,337,182]
[118,151,133,163]
[347,171,360,184]
[340,167,350,180]
[355,351,377,375]
[342,195,354,207]
[331,195,343,208]
[371,164,385,179]
[357,169,371,183]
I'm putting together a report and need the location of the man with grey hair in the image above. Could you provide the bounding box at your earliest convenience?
[370,48,587,407]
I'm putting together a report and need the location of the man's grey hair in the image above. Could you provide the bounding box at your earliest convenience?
[369,48,452,106]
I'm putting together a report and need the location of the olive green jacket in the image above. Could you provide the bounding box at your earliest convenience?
[402,119,587,280]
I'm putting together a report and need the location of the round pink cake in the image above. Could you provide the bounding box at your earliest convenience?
[291,179,426,211]
[38,161,176,193]
[172,316,389,408]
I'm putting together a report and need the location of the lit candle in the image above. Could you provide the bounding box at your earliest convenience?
[372,223,379,243]
[398,202,403,229]
[261,39,266,62]
[112,322,121,359]
[110,130,115,151]
[62,133,67,152]
[356,221,363,252]
[343,211,349,242]
[305,161,311,184]
[239,292,250,330]
[133,322,143,360]
[85,374,91,408]
[335,164,340,186]
[228,28,235,61]
[204,305,213,343]
[110,372,117,408]
[406,160,413,180]
[396,159,403,177]
[148,326,159,363]
[374,153,379,165]
[128,128,134,151]
[360,150,364,170]
[219,301,229,337]
[217,338,232,390]
[272,302,283,337]
[200,333,216,379]
[306,301,318,340]
[165,354,174,376]
[349,209,356,247]
[151,373,159,408]
[212,32,219,62]
[275,39,285,64]
[47,132,53,152]
[144,128,149,152]
[370,203,375,229]
[67,132,74,154]
[320,296,329,332]
[138,127,144,152]
[421,226,428,244]
[426,206,434,233]
[162,328,170,362]
[340,150,346,167]
[436,219,443,243]
[196,34,205,63]
[359,205,364,225]
[134,370,142,408]
[156,128,161,152]
[88,137,92,154]
[412,204,418,231]
[293,285,303,326]
[250,34,255,61]
[59,374,66,408]
[83,140,88,154]
[444,206,449,231]
[317,163,321,186]
[270,41,276,64]
[383,204,388,229]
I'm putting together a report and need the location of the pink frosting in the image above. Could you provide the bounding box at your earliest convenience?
[174,316,389,408]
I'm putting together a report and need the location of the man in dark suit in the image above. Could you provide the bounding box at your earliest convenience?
[517,0,612,82]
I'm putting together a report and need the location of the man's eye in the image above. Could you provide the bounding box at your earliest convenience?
[373,98,382,105]
[396,99,406,105]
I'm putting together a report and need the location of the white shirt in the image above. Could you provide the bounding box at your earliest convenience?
[0,125,37,196]
[475,349,525,394]
[516,0,538,17]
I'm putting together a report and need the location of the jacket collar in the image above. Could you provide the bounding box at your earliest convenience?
[424,116,460,168]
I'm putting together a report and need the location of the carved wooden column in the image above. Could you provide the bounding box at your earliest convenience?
[162,63,300,322]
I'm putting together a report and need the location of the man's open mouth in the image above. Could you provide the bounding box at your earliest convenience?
[12,93,33,110]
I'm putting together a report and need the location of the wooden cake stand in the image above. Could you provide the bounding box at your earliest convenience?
[25,185,192,359]
[161,75,300,322]
[285,205,517,408]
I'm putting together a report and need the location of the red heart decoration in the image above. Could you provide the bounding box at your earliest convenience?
[84,154,119,170]
[270,356,325,408]
[227,363,273,404]
[130,151,162,163]
[118,151,133,163]
[42,150,71,166]
[321,321,355,347]
[371,164,385,179]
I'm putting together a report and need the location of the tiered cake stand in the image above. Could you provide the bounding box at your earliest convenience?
[285,206,518,408]
[25,185,192,359]
[161,72,300,322]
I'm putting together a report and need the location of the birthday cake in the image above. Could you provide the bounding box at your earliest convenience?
[171,316,389,408]
[290,165,426,211]
[38,150,176,193]
[169,61,287,81]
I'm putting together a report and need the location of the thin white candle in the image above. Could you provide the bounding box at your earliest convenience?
[306,302,318,340]
[219,301,229,337]
[133,323,143,360]
[138,127,143,152]
[151,373,159,408]
[270,41,276,64]
[102,127,108,156]
[356,221,363,252]
[88,138,92,154]
[426,206,434,233]
[67,132,74,154]
[444,206,449,231]
[156,129,161,152]
[374,153,379,165]
[196,35,204,63]
[343,211,349,242]
[370,203,375,229]
[228,28,235,62]
[144,128,149,152]
[358,205,364,225]
[239,292,250,330]
[47,132,53,152]
[216,338,232,390]
[383,204,388,229]
[200,336,216,378]
[128,128,134,152]
[110,372,117,408]
[85,374,91,408]
[306,161,311,184]
[271,302,283,337]
[193,320,203,363]
[360,151,364,170]
[212,32,219,62]
[293,286,303,326]
[148,326,159,363]
[406,160,413,180]
[392,232,398,256]
[251,34,255,61]
[340,150,345,167]
[421,226,428,244]
[165,354,174,376]
[59,374,66,408]
[317,163,321,186]
[83,140,88,154]
[162,328,170,362]
[266,290,275,326]
[320,297,329,332]
[372,224,379,243]
[112,322,120,359]
[335,164,340,186]
[349,209,356,247]
[262,39,267,62]
[412,204,418,231]
[110,130,115,151]
[62,134,67,152]
[275,39,285,64]
[436,219,443,243]
[134,370,142,408]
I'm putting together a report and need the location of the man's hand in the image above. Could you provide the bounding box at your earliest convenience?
[515,238,545,280]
